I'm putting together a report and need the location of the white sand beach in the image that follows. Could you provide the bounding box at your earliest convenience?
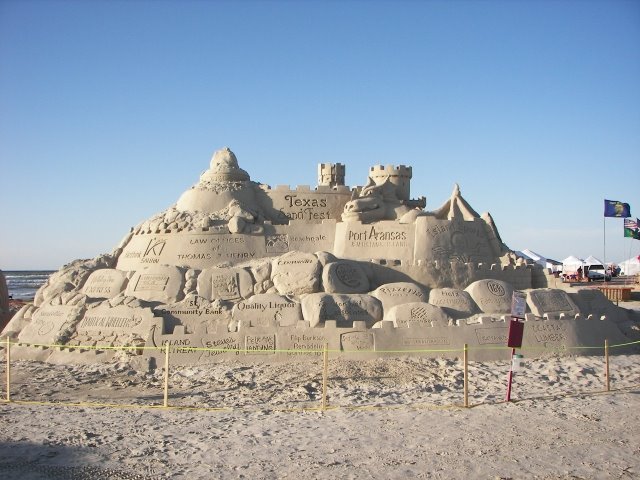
[1,340,639,479]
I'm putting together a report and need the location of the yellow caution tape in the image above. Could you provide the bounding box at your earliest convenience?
[4,338,639,355]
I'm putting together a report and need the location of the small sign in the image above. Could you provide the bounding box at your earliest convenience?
[507,318,524,348]
[510,291,527,318]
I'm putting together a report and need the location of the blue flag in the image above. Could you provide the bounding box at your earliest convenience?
[604,199,631,218]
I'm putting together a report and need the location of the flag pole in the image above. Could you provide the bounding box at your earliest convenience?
[603,216,606,274]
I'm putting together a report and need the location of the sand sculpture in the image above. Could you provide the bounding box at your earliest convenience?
[2,148,638,366]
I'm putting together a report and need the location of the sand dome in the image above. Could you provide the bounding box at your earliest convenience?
[176,147,256,214]
[203,147,250,182]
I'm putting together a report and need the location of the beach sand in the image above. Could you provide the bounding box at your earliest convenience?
[1,350,639,479]
[0,293,639,479]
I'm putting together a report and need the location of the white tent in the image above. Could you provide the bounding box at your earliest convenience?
[561,255,584,273]
[546,258,563,272]
[619,256,640,276]
[516,248,562,272]
[520,248,544,263]
[584,255,605,266]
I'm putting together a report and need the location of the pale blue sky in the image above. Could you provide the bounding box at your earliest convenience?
[1,0,639,270]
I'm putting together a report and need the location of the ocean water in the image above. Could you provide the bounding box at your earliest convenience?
[2,271,55,300]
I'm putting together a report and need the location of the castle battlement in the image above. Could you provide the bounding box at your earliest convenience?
[265,183,351,194]
[314,185,352,194]
[369,164,412,177]
[368,164,413,201]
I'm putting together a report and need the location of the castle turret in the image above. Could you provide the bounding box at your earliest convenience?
[369,164,412,201]
[317,163,345,187]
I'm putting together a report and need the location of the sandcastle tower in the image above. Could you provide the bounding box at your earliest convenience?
[369,164,412,201]
[317,163,345,187]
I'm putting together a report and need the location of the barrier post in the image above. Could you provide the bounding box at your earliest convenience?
[321,342,329,411]
[604,339,610,392]
[5,337,10,402]
[163,343,170,408]
[463,343,469,408]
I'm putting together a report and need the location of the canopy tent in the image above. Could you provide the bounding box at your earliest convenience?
[517,248,562,272]
[619,256,640,276]
[518,248,543,263]
[546,258,563,272]
[584,255,605,266]
[561,255,584,273]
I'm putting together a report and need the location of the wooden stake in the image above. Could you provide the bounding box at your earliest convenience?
[463,343,469,408]
[5,337,10,403]
[605,339,610,392]
[163,343,170,408]
[321,342,329,411]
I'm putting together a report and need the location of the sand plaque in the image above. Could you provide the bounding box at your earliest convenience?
[301,293,382,327]
[18,305,84,345]
[271,251,321,296]
[334,221,415,261]
[428,288,476,318]
[527,289,579,318]
[82,269,128,299]
[77,305,154,337]
[197,267,253,301]
[414,216,495,265]
[385,302,452,327]
[465,279,513,314]
[125,266,184,303]
[322,261,370,294]
[371,282,428,313]
[135,274,169,291]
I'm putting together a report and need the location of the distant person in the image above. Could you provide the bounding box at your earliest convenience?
[577,266,583,280]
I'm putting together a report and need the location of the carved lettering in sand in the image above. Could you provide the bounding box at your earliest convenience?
[531,322,567,343]
[202,337,241,357]
[287,333,325,357]
[134,274,170,292]
[475,327,508,345]
[402,337,451,347]
[245,335,276,354]
[341,332,374,351]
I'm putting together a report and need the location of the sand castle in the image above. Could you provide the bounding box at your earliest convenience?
[2,148,638,366]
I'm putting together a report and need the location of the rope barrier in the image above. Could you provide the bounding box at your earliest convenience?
[1,336,639,414]
[3,338,639,354]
